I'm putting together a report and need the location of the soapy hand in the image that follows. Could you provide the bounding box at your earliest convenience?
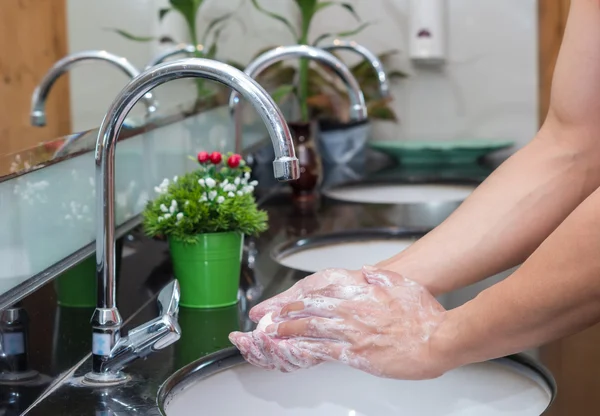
[229,266,448,380]
[247,268,368,323]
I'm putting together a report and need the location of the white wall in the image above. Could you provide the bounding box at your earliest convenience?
[66,0,538,153]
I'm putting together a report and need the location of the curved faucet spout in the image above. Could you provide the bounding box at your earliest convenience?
[320,39,391,99]
[145,44,200,69]
[89,58,298,382]
[30,50,158,127]
[228,45,368,121]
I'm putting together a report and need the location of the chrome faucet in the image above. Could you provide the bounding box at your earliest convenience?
[145,43,200,68]
[30,50,158,127]
[228,45,368,153]
[86,58,299,383]
[319,39,391,99]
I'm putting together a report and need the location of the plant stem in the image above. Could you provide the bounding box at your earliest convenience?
[298,31,310,123]
[297,3,314,124]
[187,22,208,108]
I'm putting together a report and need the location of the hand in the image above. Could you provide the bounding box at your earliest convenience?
[229,266,448,380]
[247,268,366,323]
[229,268,365,372]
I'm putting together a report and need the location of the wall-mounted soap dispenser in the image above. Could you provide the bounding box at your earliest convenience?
[408,0,447,65]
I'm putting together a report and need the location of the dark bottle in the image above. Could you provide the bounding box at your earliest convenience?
[287,121,323,209]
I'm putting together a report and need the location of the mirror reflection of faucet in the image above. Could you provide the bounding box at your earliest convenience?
[0,304,52,415]
[30,50,158,128]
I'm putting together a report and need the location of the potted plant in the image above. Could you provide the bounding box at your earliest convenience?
[112,0,243,111]
[142,150,267,309]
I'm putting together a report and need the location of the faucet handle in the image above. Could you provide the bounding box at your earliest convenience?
[158,280,180,318]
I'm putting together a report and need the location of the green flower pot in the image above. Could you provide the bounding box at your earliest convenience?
[168,232,244,309]
[175,305,240,369]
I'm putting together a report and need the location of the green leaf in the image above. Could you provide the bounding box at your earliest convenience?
[201,12,234,45]
[169,0,204,38]
[251,0,298,40]
[206,26,226,59]
[106,28,156,42]
[159,8,172,21]
[388,70,408,79]
[315,1,334,12]
[338,2,360,21]
[314,2,360,21]
[225,60,246,70]
[368,101,398,121]
[269,84,295,103]
[312,21,371,45]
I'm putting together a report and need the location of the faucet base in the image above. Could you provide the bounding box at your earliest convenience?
[83,370,129,386]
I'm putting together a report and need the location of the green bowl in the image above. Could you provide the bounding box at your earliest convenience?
[369,139,514,165]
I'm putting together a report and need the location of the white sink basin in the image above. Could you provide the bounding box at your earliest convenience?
[161,350,554,416]
[277,239,413,273]
[272,229,420,274]
[323,183,476,205]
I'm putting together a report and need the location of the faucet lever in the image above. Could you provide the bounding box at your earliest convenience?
[158,280,180,318]
[85,281,181,382]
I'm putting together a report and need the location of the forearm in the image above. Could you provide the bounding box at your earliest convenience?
[376,127,600,295]
[377,0,600,296]
[432,184,600,371]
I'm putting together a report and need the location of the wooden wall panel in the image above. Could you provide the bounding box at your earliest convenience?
[536,1,600,415]
[0,0,71,158]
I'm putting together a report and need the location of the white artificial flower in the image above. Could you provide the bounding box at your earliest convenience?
[237,191,243,196]
[242,185,254,194]
[158,216,164,222]
[160,204,168,213]
[234,177,241,186]
[208,190,218,200]
[199,195,208,202]
[216,196,225,204]
[244,172,250,180]
[228,192,235,198]
[223,184,236,192]
[173,176,178,183]
[185,200,190,206]
[198,178,206,187]
[221,179,229,188]
[164,213,171,219]
[176,212,184,221]
[205,178,216,188]
[250,180,258,187]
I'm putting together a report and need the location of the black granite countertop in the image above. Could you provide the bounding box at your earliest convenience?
[2,154,577,416]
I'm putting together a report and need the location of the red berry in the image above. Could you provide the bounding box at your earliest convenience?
[197,151,209,164]
[209,152,222,164]
[227,154,242,168]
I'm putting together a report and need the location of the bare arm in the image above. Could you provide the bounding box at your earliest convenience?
[377,0,600,296]
[432,182,600,371]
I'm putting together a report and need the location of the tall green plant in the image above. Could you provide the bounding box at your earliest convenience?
[251,0,369,122]
[112,0,238,108]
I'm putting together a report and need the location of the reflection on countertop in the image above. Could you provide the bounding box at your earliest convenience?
[1,156,513,415]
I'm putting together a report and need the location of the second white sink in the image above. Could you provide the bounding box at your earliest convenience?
[323,183,476,205]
